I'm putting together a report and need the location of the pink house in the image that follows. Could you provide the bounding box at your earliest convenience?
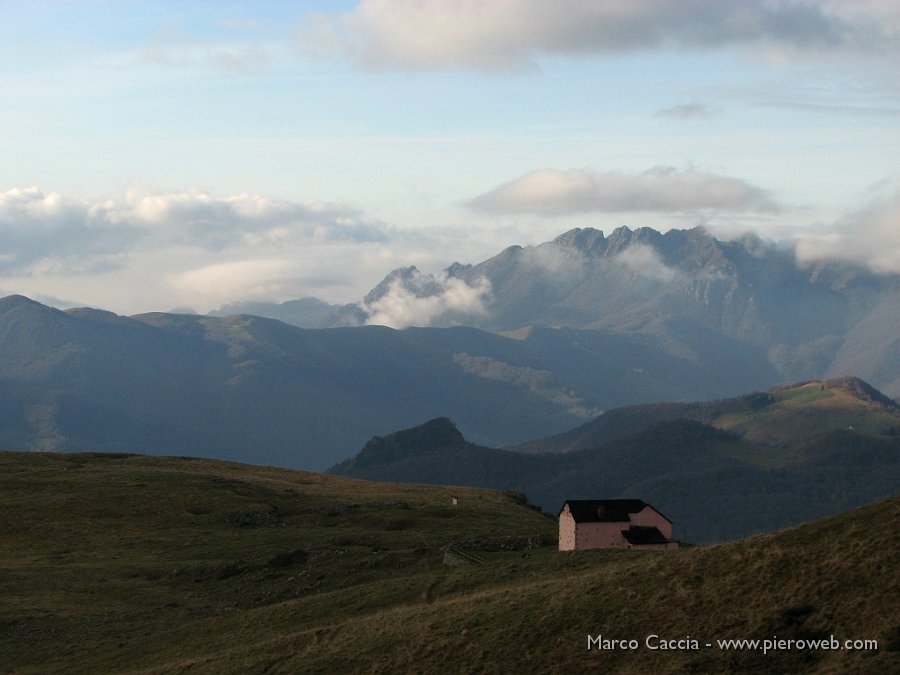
[558,499,678,551]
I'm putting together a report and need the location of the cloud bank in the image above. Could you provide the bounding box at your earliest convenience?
[0,187,387,275]
[795,190,900,274]
[469,167,779,216]
[0,187,137,273]
[363,269,491,329]
[305,0,898,71]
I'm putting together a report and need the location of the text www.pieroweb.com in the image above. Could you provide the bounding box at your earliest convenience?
[587,634,878,654]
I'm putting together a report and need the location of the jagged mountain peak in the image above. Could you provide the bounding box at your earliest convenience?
[363,265,422,305]
[552,227,606,251]
[363,265,462,309]
[551,225,722,263]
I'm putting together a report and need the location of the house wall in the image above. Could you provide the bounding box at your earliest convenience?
[630,506,673,539]
[576,521,627,549]
[559,502,678,551]
[558,506,577,551]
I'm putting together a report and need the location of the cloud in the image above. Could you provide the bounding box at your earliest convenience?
[0,186,389,275]
[469,167,780,216]
[303,0,898,71]
[613,245,678,283]
[519,242,587,283]
[0,187,137,273]
[362,269,491,329]
[122,189,388,250]
[654,103,714,119]
[167,259,326,309]
[137,17,272,73]
[795,190,900,274]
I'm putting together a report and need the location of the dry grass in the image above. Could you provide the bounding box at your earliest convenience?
[1,450,897,674]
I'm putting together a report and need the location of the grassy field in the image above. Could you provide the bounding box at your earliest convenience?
[1,450,898,673]
[711,378,899,452]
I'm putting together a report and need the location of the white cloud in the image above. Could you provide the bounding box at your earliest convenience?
[303,0,899,71]
[613,244,678,283]
[0,186,389,274]
[123,189,388,250]
[469,167,779,216]
[0,187,136,273]
[0,186,404,313]
[362,269,491,329]
[167,259,317,309]
[795,191,900,274]
[519,242,587,283]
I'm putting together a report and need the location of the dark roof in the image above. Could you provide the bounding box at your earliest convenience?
[560,499,673,524]
[622,526,672,546]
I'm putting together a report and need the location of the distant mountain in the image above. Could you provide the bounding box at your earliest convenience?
[1,294,780,470]
[0,296,563,468]
[235,226,900,399]
[209,297,364,327]
[510,376,899,453]
[331,417,557,489]
[449,226,900,397]
[330,378,900,542]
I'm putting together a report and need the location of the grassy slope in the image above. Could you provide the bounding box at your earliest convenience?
[716,379,899,451]
[2,451,898,674]
[514,377,900,460]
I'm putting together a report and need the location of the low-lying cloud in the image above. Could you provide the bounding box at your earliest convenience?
[303,0,898,71]
[795,190,900,274]
[363,269,491,329]
[613,245,679,283]
[469,167,779,216]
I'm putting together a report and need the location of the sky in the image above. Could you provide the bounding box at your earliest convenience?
[1,0,899,315]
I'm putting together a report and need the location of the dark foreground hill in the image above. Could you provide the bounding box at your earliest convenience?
[1,451,897,674]
[331,378,900,543]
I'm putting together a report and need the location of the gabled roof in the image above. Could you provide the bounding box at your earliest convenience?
[560,499,672,524]
[622,526,672,546]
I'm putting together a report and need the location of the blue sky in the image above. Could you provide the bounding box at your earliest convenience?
[1,1,899,314]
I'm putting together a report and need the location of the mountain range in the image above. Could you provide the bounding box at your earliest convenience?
[214,226,900,400]
[330,377,900,543]
[0,293,781,470]
[3,225,900,472]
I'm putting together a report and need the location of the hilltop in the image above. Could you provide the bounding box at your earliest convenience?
[1,450,897,673]
[332,378,900,543]
[511,376,900,453]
